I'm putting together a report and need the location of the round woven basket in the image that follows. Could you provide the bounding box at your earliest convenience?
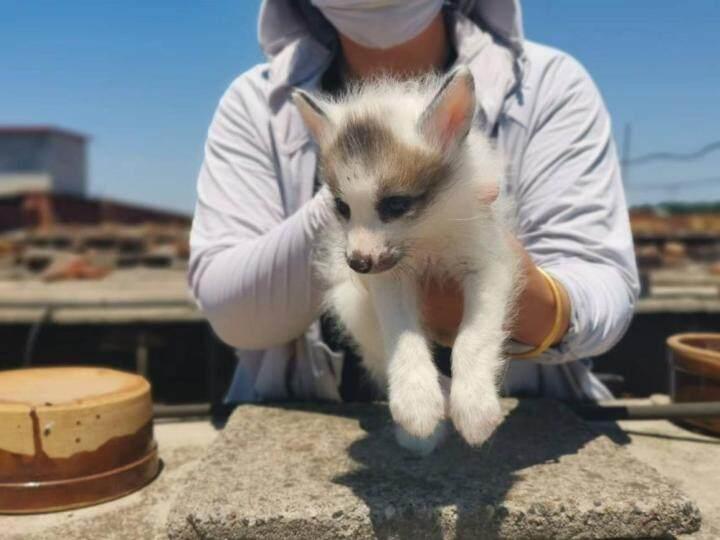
[667,333,720,436]
[0,367,160,513]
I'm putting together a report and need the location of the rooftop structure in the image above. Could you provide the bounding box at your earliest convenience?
[0,126,88,197]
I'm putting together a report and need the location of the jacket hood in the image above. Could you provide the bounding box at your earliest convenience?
[257,0,525,156]
[258,0,524,61]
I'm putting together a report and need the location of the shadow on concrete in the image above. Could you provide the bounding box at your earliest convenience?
[259,400,630,539]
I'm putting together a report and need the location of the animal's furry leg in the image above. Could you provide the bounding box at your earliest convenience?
[369,276,445,440]
[394,420,449,456]
[450,263,514,445]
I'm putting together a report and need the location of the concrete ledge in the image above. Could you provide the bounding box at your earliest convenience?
[167,400,701,539]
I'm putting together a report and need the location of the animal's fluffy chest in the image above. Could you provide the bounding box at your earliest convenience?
[406,235,477,279]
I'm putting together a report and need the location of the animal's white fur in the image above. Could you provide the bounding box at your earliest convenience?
[296,67,520,454]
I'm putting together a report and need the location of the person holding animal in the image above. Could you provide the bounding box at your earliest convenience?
[189,0,639,449]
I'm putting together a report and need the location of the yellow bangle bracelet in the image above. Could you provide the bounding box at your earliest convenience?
[510,267,565,360]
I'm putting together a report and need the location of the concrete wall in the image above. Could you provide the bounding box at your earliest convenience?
[0,133,50,174]
[47,132,87,195]
[0,130,86,196]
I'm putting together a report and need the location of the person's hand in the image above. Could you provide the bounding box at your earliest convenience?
[419,183,498,347]
[419,236,571,351]
[420,274,464,348]
[419,184,571,352]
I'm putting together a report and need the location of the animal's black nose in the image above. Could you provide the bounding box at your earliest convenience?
[348,253,373,274]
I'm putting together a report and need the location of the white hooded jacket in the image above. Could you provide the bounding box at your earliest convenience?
[189,0,640,402]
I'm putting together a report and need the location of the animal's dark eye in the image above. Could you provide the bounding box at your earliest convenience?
[335,198,351,220]
[378,196,414,221]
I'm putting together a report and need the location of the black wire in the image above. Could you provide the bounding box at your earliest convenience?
[570,401,720,421]
[624,140,720,167]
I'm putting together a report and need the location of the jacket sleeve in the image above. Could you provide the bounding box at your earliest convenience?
[515,53,640,363]
[188,72,332,349]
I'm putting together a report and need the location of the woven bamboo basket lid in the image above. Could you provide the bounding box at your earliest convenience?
[0,367,159,513]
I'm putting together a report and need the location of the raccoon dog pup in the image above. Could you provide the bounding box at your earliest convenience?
[294,66,520,454]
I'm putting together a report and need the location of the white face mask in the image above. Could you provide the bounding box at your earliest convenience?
[310,0,444,50]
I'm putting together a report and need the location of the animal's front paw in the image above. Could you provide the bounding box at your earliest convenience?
[449,381,503,446]
[394,420,448,456]
[389,369,445,439]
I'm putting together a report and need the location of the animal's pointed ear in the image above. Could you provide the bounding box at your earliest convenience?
[418,66,476,152]
[292,89,332,142]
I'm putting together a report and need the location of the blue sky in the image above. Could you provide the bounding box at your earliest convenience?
[2,1,719,213]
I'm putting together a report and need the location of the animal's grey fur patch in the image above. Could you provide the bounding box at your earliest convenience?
[319,113,456,213]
